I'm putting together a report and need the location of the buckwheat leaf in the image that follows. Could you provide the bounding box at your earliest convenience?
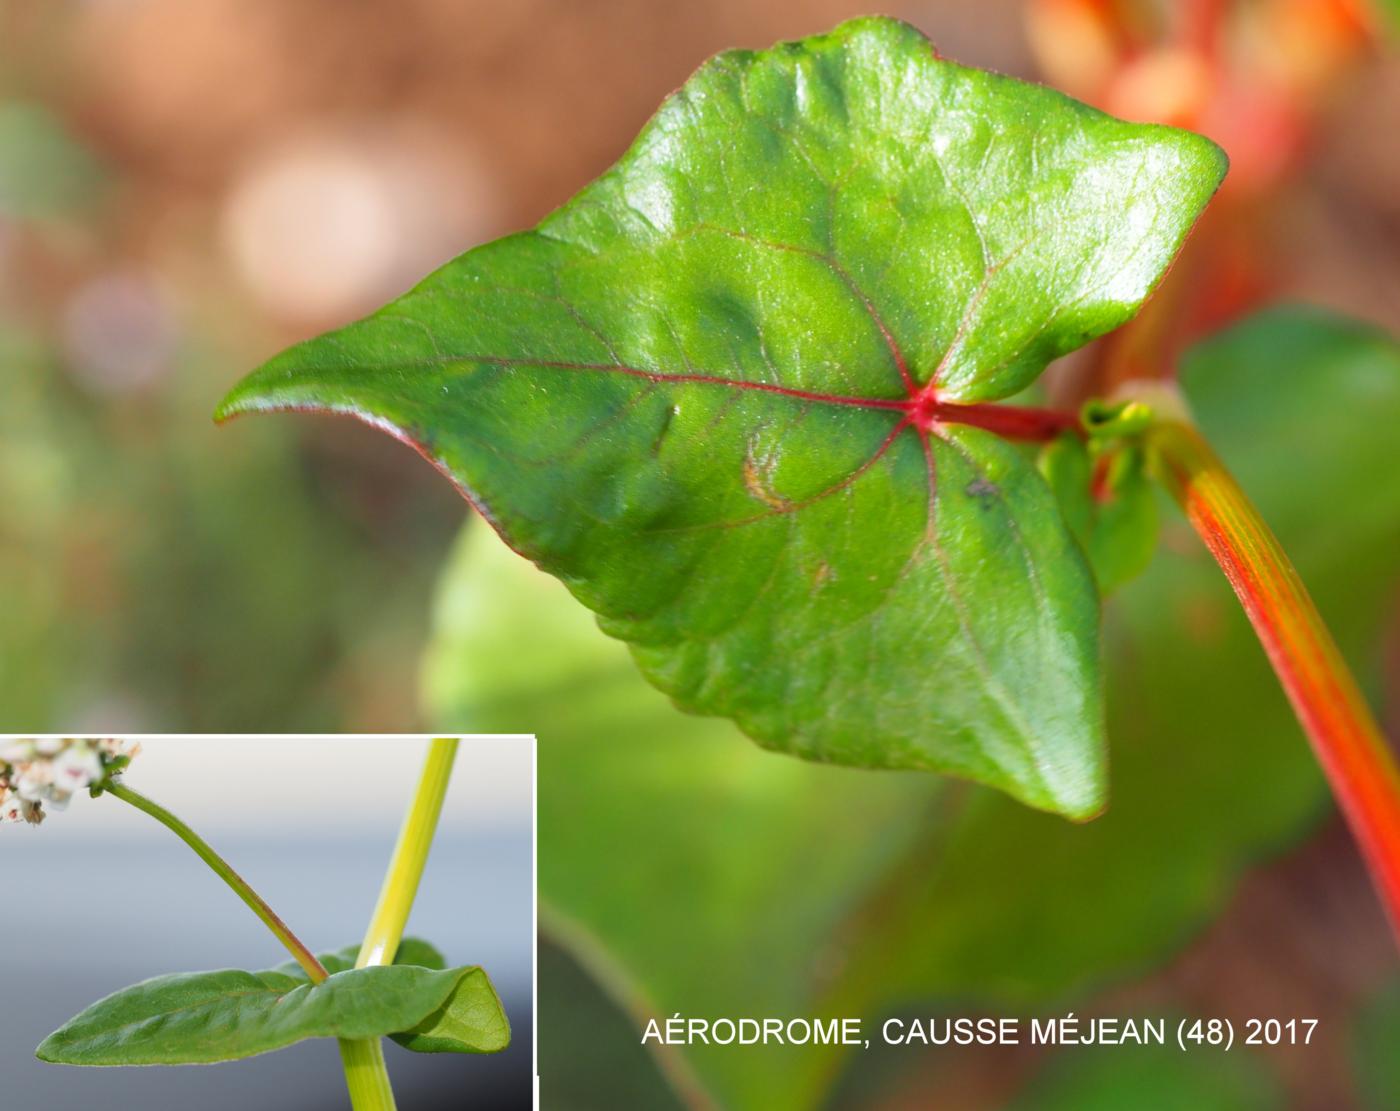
[217,15,1225,818]
[36,946,508,1065]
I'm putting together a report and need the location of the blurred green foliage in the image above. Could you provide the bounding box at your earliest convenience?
[0,101,461,731]
[1014,1041,1278,1111]
[0,102,102,221]
[536,939,682,1110]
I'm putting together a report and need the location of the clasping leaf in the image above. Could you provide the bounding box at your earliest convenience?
[37,940,509,1066]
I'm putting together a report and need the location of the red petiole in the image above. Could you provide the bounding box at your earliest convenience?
[1146,416,1400,943]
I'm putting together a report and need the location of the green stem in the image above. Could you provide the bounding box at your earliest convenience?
[336,738,461,1111]
[105,781,329,982]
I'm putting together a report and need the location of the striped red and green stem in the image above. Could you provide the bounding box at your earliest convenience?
[1147,416,1400,940]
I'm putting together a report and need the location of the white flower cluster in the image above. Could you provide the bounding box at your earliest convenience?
[0,739,137,826]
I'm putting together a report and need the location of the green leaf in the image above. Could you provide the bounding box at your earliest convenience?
[424,307,1400,1109]
[221,15,1225,818]
[37,942,508,1066]
[1040,434,1158,593]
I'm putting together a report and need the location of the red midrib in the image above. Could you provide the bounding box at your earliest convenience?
[473,354,1079,443]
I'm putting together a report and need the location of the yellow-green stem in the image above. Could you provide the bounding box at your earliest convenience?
[339,1038,398,1111]
[358,738,461,968]
[337,738,461,1111]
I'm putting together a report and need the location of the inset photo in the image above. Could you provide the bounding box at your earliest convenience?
[0,735,535,1111]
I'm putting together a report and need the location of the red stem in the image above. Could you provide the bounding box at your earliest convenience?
[1150,418,1400,943]
[914,395,1083,442]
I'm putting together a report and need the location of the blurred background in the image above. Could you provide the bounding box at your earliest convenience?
[1,737,535,1110]
[1,1,1399,1108]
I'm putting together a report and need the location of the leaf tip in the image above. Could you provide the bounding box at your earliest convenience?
[1065,793,1109,824]
[34,1031,68,1065]
[212,386,250,425]
[1040,772,1108,824]
[214,347,325,425]
[1019,721,1109,824]
[213,359,283,424]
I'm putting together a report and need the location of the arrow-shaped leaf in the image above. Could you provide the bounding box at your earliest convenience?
[36,940,509,1066]
[218,16,1226,818]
